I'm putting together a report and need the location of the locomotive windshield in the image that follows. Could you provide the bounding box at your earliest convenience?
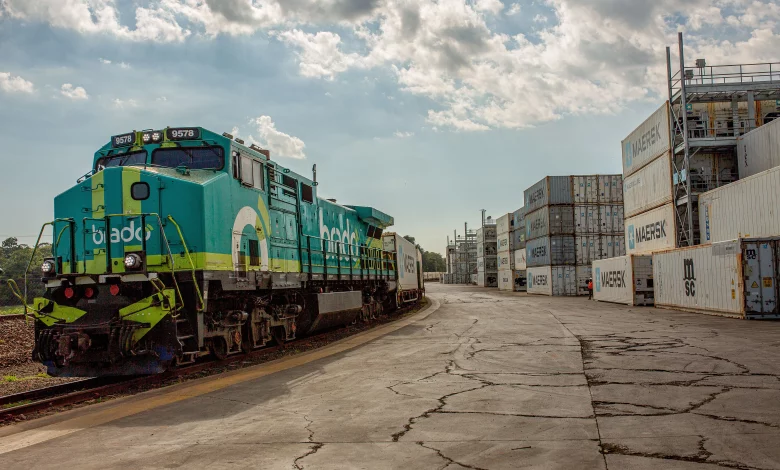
[151,147,224,170]
[95,150,147,170]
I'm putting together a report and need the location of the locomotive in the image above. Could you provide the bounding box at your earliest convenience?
[27,127,423,376]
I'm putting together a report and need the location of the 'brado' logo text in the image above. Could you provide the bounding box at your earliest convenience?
[92,220,152,245]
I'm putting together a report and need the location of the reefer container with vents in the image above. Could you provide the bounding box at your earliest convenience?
[621,102,671,177]
[524,176,573,212]
[498,251,514,270]
[593,255,654,306]
[623,154,673,218]
[382,233,423,292]
[526,235,576,267]
[513,207,526,232]
[625,203,676,255]
[498,269,515,291]
[575,235,626,265]
[527,265,577,296]
[737,116,780,179]
[477,226,496,243]
[599,175,624,203]
[572,175,599,204]
[699,165,780,244]
[497,231,514,253]
[477,271,498,288]
[512,229,526,250]
[514,248,527,270]
[653,239,780,319]
[526,205,575,240]
[496,213,512,235]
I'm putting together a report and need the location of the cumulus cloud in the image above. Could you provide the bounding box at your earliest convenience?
[0,72,34,94]
[113,98,138,108]
[505,3,521,16]
[60,83,88,100]
[275,29,361,79]
[393,130,414,138]
[249,116,306,159]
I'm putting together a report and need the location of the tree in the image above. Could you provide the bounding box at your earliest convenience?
[0,237,51,307]
[422,251,446,272]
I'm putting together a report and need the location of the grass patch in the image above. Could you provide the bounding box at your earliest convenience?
[3,375,20,383]
[0,305,25,315]
[2,399,32,410]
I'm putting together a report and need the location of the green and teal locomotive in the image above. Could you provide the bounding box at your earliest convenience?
[28,127,421,376]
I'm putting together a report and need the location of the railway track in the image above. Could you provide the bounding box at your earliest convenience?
[0,299,427,422]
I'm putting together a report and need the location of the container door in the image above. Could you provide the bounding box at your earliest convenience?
[743,241,777,313]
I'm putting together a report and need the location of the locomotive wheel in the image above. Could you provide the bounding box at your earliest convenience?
[210,337,229,361]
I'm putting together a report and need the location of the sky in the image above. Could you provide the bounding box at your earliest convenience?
[1,0,779,255]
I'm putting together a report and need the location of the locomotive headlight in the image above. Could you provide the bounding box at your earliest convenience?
[142,133,151,143]
[152,132,161,141]
[124,253,143,269]
[41,260,55,274]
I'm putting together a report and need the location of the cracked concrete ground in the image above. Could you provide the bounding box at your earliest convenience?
[1,283,780,469]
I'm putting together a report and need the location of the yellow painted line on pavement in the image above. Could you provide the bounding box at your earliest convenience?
[0,296,440,455]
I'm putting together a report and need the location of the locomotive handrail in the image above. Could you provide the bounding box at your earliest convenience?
[166,215,204,311]
[22,218,76,317]
[300,234,397,281]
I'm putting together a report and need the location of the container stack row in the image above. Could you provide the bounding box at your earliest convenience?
[512,207,527,292]
[477,224,498,287]
[524,175,625,296]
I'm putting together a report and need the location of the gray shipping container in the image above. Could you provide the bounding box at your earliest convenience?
[512,228,526,249]
[526,205,575,240]
[527,265,578,296]
[524,176,573,212]
[526,235,576,267]
[575,235,626,265]
[512,207,526,231]
[573,175,624,204]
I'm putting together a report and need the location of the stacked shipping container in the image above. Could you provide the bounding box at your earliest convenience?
[524,176,625,296]
[477,224,498,287]
[497,213,516,291]
[513,207,527,292]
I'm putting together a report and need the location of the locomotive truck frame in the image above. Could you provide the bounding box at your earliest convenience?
[20,127,424,376]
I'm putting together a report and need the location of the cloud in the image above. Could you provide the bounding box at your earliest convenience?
[474,0,503,15]
[113,98,138,108]
[506,3,521,16]
[275,29,361,79]
[100,58,131,68]
[99,58,111,64]
[249,116,306,159]
[60,83,88,100]
[393,131,414,138]
[0,72,34,94]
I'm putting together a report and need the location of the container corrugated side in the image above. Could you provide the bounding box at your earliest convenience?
[621,102,671,177]
[574,205,599,234]
[527,205,575,240]
[599,175,624,203]
[625,203,676,254]
[498,269,514,291]
[653,242,744,317]
[526,236,576,267]
[524,176,573,212]
[382,233,421,291]
[737,117,780,179]
[498,251,514,270]
[496,213,512,235]
[592,255,653,306]
[527,265,577,296]
[623,154,673,217]
[699,166,780,244]
[514,248,527,270]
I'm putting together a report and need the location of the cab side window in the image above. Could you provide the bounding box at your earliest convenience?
[233,151,264,191]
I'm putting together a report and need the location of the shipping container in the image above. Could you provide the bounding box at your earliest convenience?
[477,226,497,243]
[498,269,514,291]
[512,228,526,250]
[623,154,674,217]
[477,256,498,271]
[622,102,671,177]
[382,233,423,293]
[524,176,573,212]
[496,213,512,235]
[593,255,654,306]
[625,203,677,255]
[737,116,780,179]
[699,165,780,244]
[498,251,514,270]
[600,205,625,234]
[575,235,626,265]
[526,235,576,267]
[574,205,599,234]
[653,239,780,319]
[497,231,514,253]
[527,265,577,296]
[477,242,497,258]
[514,248,527,270]
[477,271,498,288]
[599,175,624,203]
[575,265,591,296]
[513,207,526,232]
[572,175,599,204]
[526,205,575,240]
[514,269,527,292]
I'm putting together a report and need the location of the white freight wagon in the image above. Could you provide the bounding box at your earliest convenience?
[621,102,672,177]
[514,248,527,270]
[593,255,654,306]
[526,265,577,296]
[625,203,677,255]
[382,233,424,303]
[623,154,674,218]
[737,116,780,179]
[653,239,780,319]
[699,165,780,244]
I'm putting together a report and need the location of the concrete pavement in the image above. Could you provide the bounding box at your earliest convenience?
[1,283,779,469]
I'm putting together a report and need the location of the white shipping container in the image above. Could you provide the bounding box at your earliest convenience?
[514,269,527,292]
[477,271,498,288]
[526,205,575,240]
[574,205,599,234]
[477,256,498,271]
[622,102,671,177]
[382,233,422,292]
[512,229,525,249]
[513,207,526,232]
[599,175,624,203]
[477,226,497,243]
[699,165,780,244]
[625,203,677,255]
[572,176,599,204]
[575,235,626,265]
[497,231,514,252]
[514,248,527,270]
[498,269,514,291]
[737,116,780,179]
[498,251,514,270]
[593,255,654,306]
[575,265,591,296]
[623,154,673,217]
[527,265,577,296]
[599,205,625,234]
[496,213,512,235]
